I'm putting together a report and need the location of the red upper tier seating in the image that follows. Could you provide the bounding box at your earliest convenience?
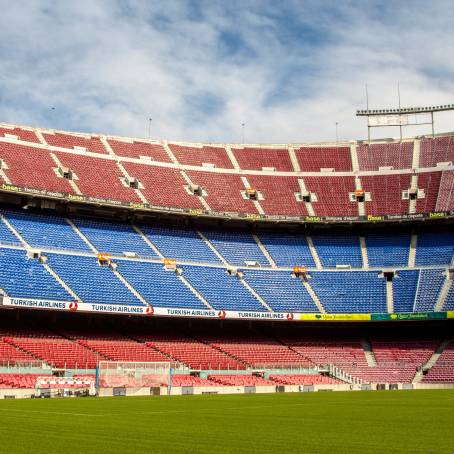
[415,172,442,213]
[361,174,411,215]
[0,143,74,193]
[208,374,275,386]
[295,147,352,171]
[435,170,454,211]
[232,147,293,171]
[43,132,108,154]
[1,124,454,219]
[170,144,233,168]
[56,152,141,202]
[304,176,357,216]
[123,162,204,209]
[108,139,171,162]
[0,126,40,143]
[187,171,258,214]
[269,374,342,385]
[357,142,413,171]
[420,136,454,168]
[246,175,308,216]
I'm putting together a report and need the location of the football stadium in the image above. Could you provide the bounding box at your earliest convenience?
[1,1,454,453]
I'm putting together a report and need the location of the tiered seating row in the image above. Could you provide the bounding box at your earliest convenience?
[2,131,454,218]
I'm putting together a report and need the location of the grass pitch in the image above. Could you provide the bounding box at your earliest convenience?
[0,390,453,453]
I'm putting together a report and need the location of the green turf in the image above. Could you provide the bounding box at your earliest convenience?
[0,390,453,453]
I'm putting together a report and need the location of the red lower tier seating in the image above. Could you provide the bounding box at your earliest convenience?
[246,175,308,216]
[56,152,141,202]
[344,365,419,384]
[295,147,352,172]
[304,176,357,216]
[436,170,454,211]
[208,374,275,386]
[186,171,258,214]
[422,342,454,383]
[285,340,367,369]
[108,139,171,162]
[420,136,454,168]
[170,144,233,169]
[145,337,245,370]
[269,374,343,385]
[123,162,204,209]
[371,340,437,365]
[203,337,311,368]
[0,339,38,364]
[232,147,293,171]
[77,340,170,363]
[0,126,40,143]
[171,375,216,387]
[3,337,101,369]
[43,132,108,154]
[361,174,411,215]
[416,171,442,212]
[357,142,413,171]
[0,374,44,388]
[0,143,74,193]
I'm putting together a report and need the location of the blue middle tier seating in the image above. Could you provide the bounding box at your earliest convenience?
[72,217,157,257]
[415,231,454,266]
[116,260,207,309]
[202,230,268,266]
[0,217,20,245]
[1,209,89,252]
[0,248,72,300]
[139,224,220,263]
[311,234,362,268]
[393,270,419,313]
[46,253,144,306]
[366,233,411,267]
[243,270,319,312]
[309,271,387,313]
[182,265,267,312]
[413,269,446,312]
[257,232,316,267]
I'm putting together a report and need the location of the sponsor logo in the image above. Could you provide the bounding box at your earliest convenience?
[218,310,226,319]
[367,215,384,221]
[145,306,154,315]
[69,301,78,312]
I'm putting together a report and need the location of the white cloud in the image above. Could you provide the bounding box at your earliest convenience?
[0,0,453,144]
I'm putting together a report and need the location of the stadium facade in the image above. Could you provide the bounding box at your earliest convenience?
[0,122,453,397]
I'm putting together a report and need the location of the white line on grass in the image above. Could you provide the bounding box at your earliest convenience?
[0,408,104,417]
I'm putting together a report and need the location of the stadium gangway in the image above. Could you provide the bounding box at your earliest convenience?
[328,364,364,385]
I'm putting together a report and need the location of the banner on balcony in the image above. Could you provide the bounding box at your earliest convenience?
[1,297,452,323]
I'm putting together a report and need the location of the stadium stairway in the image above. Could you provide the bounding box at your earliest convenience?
[252,233,277,268]
[408,234,417,267]
[360,339,377,366]
[435,277,453,311]
[413,339,451,384]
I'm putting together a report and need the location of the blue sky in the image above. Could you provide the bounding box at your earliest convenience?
[0,0,453,143]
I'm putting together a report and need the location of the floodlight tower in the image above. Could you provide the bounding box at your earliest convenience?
[356,103,454,143]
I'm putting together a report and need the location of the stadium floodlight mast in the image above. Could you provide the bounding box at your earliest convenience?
[356,100,454,143]
[148,117,152,139]
[241,122,245,144]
